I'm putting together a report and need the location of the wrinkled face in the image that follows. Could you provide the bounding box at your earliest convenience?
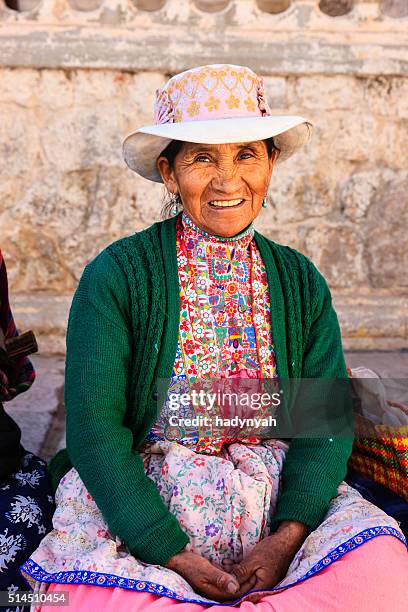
[157,140,279,237]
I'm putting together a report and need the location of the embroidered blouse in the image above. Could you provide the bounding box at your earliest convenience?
[146,212,279,452]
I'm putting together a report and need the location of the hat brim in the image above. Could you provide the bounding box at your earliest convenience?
[122,115,313,183]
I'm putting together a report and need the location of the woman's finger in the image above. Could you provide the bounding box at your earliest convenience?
[230,560,255,584]
[234,573,258,595]
[206,566,241,595]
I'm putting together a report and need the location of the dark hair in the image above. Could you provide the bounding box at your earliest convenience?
[159,139,184,169]
[158,137,279,218]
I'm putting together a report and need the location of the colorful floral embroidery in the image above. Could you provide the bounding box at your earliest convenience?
[176,212,277,381]
[147,212,278,453]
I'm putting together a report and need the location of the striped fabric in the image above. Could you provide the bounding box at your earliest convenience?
[349,419,408,502]
[347,367,408,502]
[0,250,36,402]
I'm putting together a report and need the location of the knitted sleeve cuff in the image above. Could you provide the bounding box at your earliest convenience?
[128,515,190,566]
[272,490,330,531]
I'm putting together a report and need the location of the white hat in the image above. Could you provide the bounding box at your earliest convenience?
[123,64,313,183]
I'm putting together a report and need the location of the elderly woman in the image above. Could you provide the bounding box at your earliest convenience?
[21,65,407,611]
[0,250,54,599]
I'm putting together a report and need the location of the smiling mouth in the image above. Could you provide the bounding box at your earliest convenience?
[208,199,245,208]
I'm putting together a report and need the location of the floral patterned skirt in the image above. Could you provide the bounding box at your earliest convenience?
[20,440,406,607]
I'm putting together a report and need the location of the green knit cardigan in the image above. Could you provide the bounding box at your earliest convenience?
[49,214,353,566]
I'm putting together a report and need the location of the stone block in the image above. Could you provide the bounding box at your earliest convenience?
[193,0,230,12]
[10,295,71,355]
[253,214,304,252]
[319,0,354,17]
[334,292,408,350]
[37,69,74,110]
[362,76,408,119]
[340,171,378,220]
[364,175,408,288]
[255,0,291,14]
[294,76,362,111]
[69,0,103,11]
[0,68,39,108]
[373,118,407,167]
[266,170,335,224]
[39,106,124,172]
[124,71,167,124]
[304,224,368,288]
[263,76,288,110]
[0,108,41,177]
[339,168,407,220]
[2,229,78,292]
[333,113,378,163]
[71,70,129,106]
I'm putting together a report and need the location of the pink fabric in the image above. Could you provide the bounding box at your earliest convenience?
[40,536,407,611]
[153,65,273,124]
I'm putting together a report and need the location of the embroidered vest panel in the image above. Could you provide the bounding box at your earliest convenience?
[146,213,278,452]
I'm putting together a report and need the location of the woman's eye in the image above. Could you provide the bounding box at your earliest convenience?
[195,155,210,162]
[239,152,253,159]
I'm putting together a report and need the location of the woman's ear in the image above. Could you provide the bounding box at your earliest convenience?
[156,156,178,195]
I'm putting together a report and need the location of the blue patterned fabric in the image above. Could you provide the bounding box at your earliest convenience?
[346,470,408,538]
[0,451,55,610]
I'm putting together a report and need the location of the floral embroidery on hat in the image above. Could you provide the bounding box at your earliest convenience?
[244,97,256,112]
[186,101,201,118]
[205,96,220,112]
[153,65,274,124]
[225,93,240,110]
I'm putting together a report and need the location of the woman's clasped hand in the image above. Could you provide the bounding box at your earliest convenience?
[165,549,243,602]
[166,521,308,602]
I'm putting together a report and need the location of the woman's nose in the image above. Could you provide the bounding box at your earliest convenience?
[207,155,237,176]
[211,166,242,189]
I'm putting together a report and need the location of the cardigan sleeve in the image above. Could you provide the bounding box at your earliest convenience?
[273,263,353,529]
[65,250,189,566]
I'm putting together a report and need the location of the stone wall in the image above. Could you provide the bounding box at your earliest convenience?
[0,0,407,352]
